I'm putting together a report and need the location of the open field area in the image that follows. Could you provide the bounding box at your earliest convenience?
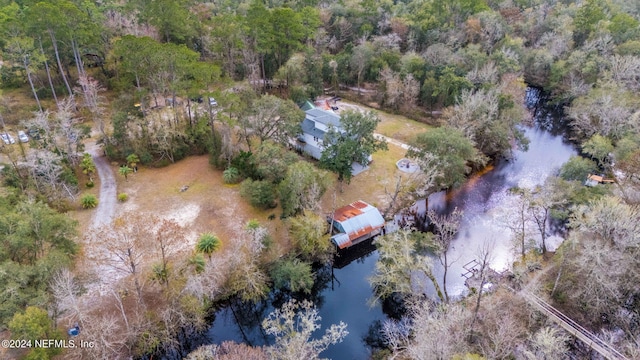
[71,155,290,256]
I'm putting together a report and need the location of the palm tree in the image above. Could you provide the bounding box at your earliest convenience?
[80,153,96,180]
[196,232,221,260]
[119,165,132,181]
[126,153,140,172]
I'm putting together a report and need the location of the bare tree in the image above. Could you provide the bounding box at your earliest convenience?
[350,42,374,96]
[383,301,471,359]
[75,75,107,136]
[50,268,86,327]
[184,254,231,301]
[607,54,640,91]
[76,314,128,360]
[88,214,156,302]
[477,292,530,359]
[186,342,268,360]
[470,240,494,335]
[428,208,463,302]
[369,230,444,303]
[152,219,185,287]
[501,187,536,260]
[384,153,442,219]
[447,88,499,144]
[242,44,261,93]
[466,61,498,86]
[53,98,83,166]
[379,66,402,109]
[25,149,64,194]
[217,220,271,302]
[568,83,636,139]
[262,299,348,360]
[521,327,570,360]
[423,43,456,68]
[401,73,420,108]
[555,197,640,329]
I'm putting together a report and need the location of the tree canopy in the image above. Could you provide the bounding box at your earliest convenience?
[408,126,481,190]
[319,110,387,182]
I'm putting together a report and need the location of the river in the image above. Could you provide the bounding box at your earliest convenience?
[202,88,577,359]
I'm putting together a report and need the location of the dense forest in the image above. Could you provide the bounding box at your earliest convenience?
[0,0,639,359]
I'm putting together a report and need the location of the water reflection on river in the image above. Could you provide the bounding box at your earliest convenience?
[430,120,577,299]
[206,251,385,360]
[204,88,577,359]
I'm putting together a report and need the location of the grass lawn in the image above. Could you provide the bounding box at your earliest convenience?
[339,99,433,144]
[319,142,407,216]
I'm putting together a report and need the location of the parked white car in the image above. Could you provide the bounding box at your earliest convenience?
[17,130,28,143]
[1,132,15,144]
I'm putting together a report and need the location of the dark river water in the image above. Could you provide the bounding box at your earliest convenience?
[202,88,577,359]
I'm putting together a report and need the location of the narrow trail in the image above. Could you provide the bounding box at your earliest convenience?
[86,141,116,228]
[374,133,411,150]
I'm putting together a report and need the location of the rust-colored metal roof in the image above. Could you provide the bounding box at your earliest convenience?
[351,200,368,209]
[333,203,363,222]
[332,201,385,248]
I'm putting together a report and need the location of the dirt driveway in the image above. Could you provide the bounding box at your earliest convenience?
[86,141,116,228]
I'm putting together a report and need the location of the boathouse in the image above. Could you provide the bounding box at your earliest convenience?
[330,201,386,249]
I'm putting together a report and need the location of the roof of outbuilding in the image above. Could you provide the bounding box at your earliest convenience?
[331,233,351,249]
[332,201,385,248]
[300,100,316,111]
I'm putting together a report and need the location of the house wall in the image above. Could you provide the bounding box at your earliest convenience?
[299,118,326,160]
[315,122,329,133]
[302,132,323,147]
[298,136,324,160]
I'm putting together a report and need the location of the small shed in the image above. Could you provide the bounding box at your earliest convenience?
[585,174,615,187]
[330,201,386,249]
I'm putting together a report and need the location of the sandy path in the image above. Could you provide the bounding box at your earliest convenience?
[86,142,116,228]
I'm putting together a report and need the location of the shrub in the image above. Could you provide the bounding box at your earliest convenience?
[288,213,334,263]
[231,151,257,178]
[223,167,241,184]
[61,166,78,187]
[189,253,206,274]
[559,156,598,181]
[81,194,98,209]
[117,193,129,202]
[270,258,314,294]
[240,179,277,209]
[86,180,94,188]
[140,151,153,165]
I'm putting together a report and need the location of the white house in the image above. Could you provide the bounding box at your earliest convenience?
[294,102,370,175]
[296,106,342,160]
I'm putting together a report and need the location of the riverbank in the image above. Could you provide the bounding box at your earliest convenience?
[199,88,579,358]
